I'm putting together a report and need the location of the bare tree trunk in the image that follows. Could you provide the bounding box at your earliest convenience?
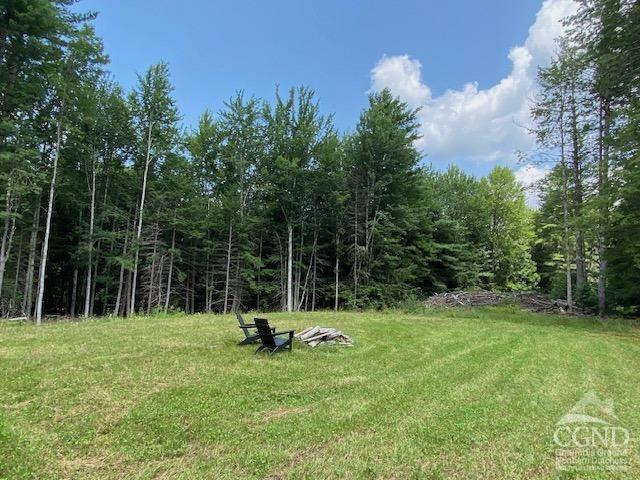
[311,231,317,312]
[130,122,154,316]
[146,222,159,314]
[334,233,339,312]
[256,232,263,310]
[164,228,175,313]
[353,188,358,305]
[294,223,303,309]
[287,223,293,312]
[597,98,610,316]
[276,232,285,311]
[0,185,18,297]
[223,222,233,314]
[35,114,63,325]
[84,157,97,318]
[559,90,572,311]
[570,84,586,292]
[11,236,23,310]
[190,262,195,314]
[113,213,131,316]
[23,200,40,317]
[90,262,97,316]
[70,268,78,317]
[157,254,165,308]
[185,267,190,314]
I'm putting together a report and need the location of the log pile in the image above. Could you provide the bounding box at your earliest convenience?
[295,326,354,347]
[425,290,576,314]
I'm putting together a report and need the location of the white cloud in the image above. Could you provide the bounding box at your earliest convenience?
[370,55,431,107]
[369,0,577,162]
[515,164,550,207]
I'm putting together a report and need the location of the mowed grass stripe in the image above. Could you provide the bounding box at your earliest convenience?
[1,308,638,479]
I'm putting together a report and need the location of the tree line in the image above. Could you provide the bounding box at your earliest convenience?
[531,0,639,314]
[1,0,638,321]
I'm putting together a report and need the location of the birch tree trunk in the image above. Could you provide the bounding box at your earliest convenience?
[35,114,63,325]
[84,157,97,318]
[130,121,154,316]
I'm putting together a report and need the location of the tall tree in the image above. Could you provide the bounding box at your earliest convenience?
[127,62,179,315]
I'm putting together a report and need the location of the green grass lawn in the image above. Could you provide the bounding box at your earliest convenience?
[1,308,639,479]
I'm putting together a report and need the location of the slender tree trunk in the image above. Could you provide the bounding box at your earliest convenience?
[335,233,339,312]
[157,255,164,308]
[11,236,23,310]
[35,112,63,325]
[190,261,196,314]
[130,122,154,316]
[311,230,317,312]
[0,185,18,297]
[90,262,97,316]
[146,222,159,314]
[84,158,97,318]
[559,91,572,311]
[164,228,175,313]
[287,223,293,312]
[597,98,610,315]
[23,200,40,317]
[570,84,586,292]
[294,223,303,309]
[275,232,285,311]
[353,188,358,305]
[223,222,233,314]
[256,232,263,310]
[70,268,78,317]
[113,212,131,316]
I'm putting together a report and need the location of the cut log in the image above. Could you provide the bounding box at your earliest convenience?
[296,325,353,347]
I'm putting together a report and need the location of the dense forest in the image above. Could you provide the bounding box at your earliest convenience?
[0,0,638,322]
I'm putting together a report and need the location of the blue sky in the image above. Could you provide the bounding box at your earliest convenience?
[76,0,574,183]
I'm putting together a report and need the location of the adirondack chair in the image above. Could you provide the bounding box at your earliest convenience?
[236,311,274,346]
[254,317,294,355]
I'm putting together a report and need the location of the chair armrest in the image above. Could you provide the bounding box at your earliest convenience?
[239,324,276,332]
[273,330,295,336]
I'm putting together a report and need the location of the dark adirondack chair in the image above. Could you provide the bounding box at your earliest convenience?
[254,317,294,355]
[236,311,274,346]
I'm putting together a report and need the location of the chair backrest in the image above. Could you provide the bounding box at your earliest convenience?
[236,311,251,338]
[254,318,276,348]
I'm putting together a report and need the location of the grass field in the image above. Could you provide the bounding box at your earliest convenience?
[1,307,639,479]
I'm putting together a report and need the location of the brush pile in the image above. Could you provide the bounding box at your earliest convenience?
[295,326,354,347]
[425,290,504,308]
[425,290,574,314]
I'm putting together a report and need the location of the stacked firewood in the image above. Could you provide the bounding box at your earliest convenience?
[295,326,354,347]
